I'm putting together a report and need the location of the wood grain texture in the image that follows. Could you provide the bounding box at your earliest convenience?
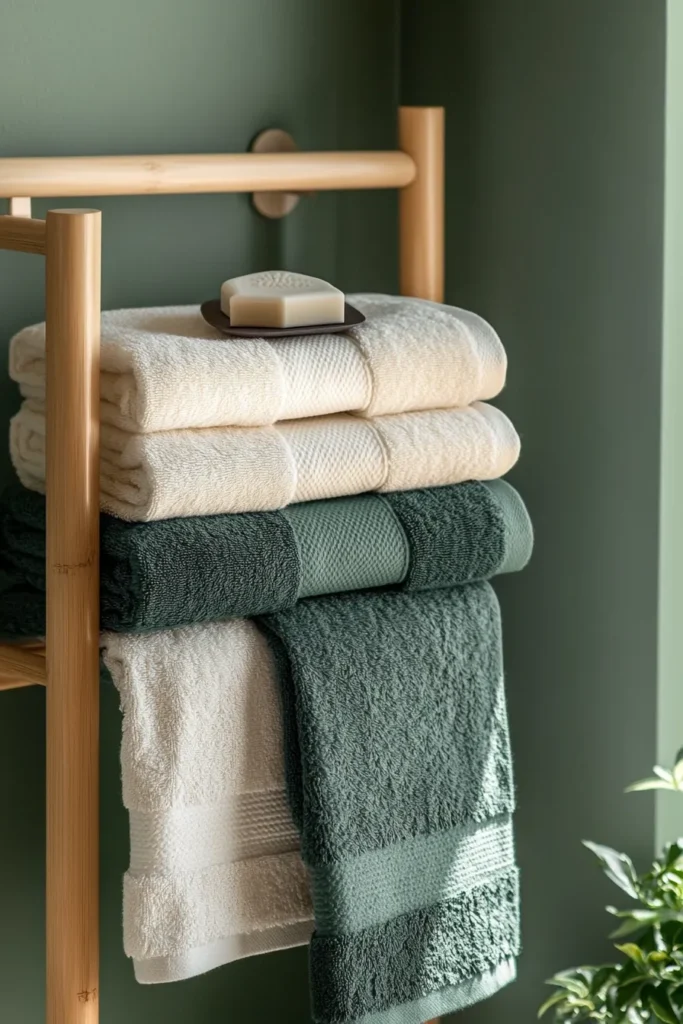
[45,209,101,1024]
[0,214,46,254]
[0,644,47,689]
[398,106,445,302]
[0,151,415,197]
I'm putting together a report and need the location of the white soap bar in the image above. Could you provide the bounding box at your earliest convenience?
[220,270,345,328]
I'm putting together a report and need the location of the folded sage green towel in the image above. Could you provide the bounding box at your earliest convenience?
[0,480,532,638]
[258,584,520,1024]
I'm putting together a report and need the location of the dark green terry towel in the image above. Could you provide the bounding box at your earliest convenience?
[0,478,532,638]
[258,584,520,1024]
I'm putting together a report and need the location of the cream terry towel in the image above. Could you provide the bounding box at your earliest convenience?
[9,295,506,432]
[11,401,520,521]
[101,619,313,984]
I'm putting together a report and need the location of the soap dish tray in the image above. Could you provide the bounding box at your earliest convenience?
[200,300,365,338]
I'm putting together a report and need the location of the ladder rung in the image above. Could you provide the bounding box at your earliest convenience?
[0,643,47,690]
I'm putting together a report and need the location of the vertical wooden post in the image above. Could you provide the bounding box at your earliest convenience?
[398,106,445,302]
[45,209,101,1024]
[399,106,445,1024]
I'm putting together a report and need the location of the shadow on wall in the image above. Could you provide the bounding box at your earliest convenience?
[401,0,666,1020]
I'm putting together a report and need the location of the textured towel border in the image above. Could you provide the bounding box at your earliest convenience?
[482,478,534,574]
[284,494,410,600]
[123,849,313,960]
[310,814,515,936]
[355,957,517,1024]
[128,791,300,874]
[310,869,520,1024]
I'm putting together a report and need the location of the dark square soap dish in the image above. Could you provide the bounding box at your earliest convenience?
[200,299,365,339]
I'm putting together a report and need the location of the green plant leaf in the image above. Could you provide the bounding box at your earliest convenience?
[647,984,682,1023]
[626,779,677,793]
[615,974,648,1010]
[589,965,619,993]
[663,843,683,869]
[538,990,570,1017]
[607,908,659,920]
[610,920,650,939]
[654,767,676,784]
[546,972,590,996]
[584,842,639,898]
[616,944,650,972]
[609,910,659,938]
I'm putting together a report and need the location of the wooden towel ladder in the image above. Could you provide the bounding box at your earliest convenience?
[0,105,445,1024]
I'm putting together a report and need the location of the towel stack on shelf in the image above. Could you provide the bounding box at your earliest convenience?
[1,293,532,1024]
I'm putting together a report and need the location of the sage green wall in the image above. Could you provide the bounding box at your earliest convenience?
[1,2,675,1023]
[0,1,398,1020]
[401,1,666,1020]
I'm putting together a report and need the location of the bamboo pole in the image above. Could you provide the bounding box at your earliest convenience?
[398,107,445,302]
[0,151,415,198]
[45,209,101,1024]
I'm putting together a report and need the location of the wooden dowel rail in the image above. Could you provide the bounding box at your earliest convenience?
[0,644,47,689]
[0,151,416,198]
[0,214,46,255]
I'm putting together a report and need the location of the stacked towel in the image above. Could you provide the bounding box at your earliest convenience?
[101,619,314,983]
[8,296,516,520]
[258,584,519,1024]
[9,295,507,430]
[10,400,519,521]
[0,479,533,637]
[2,293,528,1016]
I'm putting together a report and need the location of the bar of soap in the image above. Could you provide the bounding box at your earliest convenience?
[221,271,345,328]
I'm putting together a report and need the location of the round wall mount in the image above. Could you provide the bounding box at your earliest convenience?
[250,128,302,219]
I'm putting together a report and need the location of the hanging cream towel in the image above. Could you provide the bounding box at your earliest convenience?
[101,619,313,984]
[10,401,520,522]
[9,295,507,432]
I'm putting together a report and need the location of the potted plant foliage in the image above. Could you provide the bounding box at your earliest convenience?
[539,751,683,1023]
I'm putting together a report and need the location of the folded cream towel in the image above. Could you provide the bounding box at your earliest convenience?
[9,295,506,432]
[101,620,314,984]
[11,401,520,521]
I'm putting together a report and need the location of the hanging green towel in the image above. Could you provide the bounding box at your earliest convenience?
[258,584,520,1024]
[0,479,532,638]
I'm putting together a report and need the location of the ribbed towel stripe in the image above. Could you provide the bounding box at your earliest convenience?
[128,790,300,874]
[311,814,515,936]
